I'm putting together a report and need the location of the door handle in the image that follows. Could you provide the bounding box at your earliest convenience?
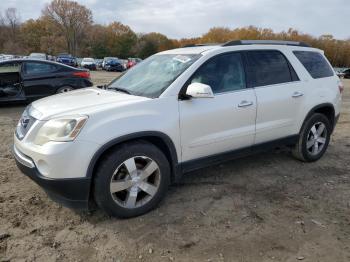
[238,100,253,108]
[292,91,304,98]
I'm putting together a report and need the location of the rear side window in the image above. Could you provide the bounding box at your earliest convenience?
[245,50,297,87]
[24,62,58,75]
[293,51,334,79]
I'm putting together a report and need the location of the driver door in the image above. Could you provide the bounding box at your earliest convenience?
[179,52,257,162]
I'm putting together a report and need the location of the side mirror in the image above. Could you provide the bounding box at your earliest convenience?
[186,82,214,98]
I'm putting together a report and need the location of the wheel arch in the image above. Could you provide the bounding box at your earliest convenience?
[56,85,74,93]
[86,131,180,184]
[302,103,336,133]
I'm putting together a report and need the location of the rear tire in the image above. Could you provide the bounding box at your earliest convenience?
[293,113,331,162]
[93,141,170,218]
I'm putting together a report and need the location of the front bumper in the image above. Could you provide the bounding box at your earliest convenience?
[105,65,124,71]
[82,64,96,70]
[13,145,91,209]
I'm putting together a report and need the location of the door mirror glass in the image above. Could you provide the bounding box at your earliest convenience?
[186,82,214,98]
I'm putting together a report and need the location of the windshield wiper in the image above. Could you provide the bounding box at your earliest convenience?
[107,86,131,95]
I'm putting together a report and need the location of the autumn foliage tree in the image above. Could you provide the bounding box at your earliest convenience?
[0,8,22,53]
[0,2,350,66]
[42,0,93,56]
[136,33,176,59]
[106,22,137,58]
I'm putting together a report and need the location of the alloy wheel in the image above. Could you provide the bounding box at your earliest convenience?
[110,156,161,209]
[306,122,327,155]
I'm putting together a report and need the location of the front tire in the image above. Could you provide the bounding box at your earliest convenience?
[93,141,170,218]
[293,113,331,162]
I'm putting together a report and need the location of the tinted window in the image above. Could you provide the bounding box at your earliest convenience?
[246,50,295,87]
[293,51,334,79]
[189,53,246,94]
[24,62,57,75]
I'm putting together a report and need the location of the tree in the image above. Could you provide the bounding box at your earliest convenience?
[106,22,137,58]
[1,0,350,67]
[201,27,233,43]
[4,8,20,41]
[0,8,23,54]
[20,19,47,53]
[42,0,93,55]
[84,24,111,58]
[135,33,175,58]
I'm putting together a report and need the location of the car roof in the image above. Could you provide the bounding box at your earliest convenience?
[158,41,322,55]
[159,45,221,55]
[0,59,82,69]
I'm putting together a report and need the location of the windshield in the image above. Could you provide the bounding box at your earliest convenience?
[108,54,200,98]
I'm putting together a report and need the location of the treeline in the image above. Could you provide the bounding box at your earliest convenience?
[0,0,350,66]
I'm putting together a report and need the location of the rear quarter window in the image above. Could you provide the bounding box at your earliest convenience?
[293,51,334,79]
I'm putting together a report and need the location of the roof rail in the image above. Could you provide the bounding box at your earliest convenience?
[222,40,311,47]
[182,43,219,48]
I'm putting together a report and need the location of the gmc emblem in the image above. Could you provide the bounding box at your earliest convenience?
[21,116,30,129]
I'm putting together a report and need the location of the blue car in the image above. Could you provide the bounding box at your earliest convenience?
[104,58,125,72]
[56,53,78,67]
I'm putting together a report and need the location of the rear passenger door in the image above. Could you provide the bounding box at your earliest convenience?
[245,50,304,144]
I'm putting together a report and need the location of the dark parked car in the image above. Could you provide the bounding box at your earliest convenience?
[56,53,78,67]
[104,58,125,72]
[343,69,350,79]
[95,59,103,68]
[102,57,117,70]
[0,59,93,104]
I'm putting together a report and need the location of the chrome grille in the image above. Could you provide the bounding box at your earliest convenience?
[16,107,37,140]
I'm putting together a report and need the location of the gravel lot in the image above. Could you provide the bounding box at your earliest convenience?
[0,72,349,262]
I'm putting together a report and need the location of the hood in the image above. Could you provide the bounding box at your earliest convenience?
[30,88,149,120]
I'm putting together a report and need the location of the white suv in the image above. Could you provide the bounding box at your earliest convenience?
[13,40,342,218]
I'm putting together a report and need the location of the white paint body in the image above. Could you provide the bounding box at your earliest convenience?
[14,44,342,179]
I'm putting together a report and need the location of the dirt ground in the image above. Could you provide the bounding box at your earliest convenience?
[0,72,349,262]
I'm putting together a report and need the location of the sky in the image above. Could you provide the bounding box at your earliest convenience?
[1,0,349,40]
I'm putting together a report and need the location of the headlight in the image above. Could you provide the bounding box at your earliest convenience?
[34,115,88,146]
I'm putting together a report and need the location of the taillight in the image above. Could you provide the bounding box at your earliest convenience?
[73,71,90,79]
[338,81,344,94]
